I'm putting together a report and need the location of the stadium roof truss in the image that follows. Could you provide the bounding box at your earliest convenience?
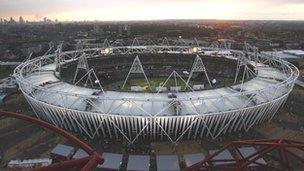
[122,55,151,90]
[13,38,299,144]
[186,55,212,87]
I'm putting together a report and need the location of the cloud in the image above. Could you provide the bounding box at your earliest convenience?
[0,0,303,20]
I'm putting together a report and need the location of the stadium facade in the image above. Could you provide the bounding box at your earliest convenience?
[14,38,299,143]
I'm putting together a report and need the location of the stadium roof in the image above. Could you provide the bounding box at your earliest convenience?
[14,42,299,143]
[238,147,267,166]
[127,155,150,171]
[184,153,205,167]
[209,149,235,165]
[156,155,180,171]
[51,144,75,158]
[100,153,123,170]
[26,61,285,116]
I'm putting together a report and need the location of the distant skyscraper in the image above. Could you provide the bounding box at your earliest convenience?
[9,17,15,23]
[0,18,3,23]
[124,25,131,36]
[123,24,129,31]
[118,24,131,36]
[94,25,104,38]
[118,25,123,35]
[43,17,47,22]
[19,16,25,23]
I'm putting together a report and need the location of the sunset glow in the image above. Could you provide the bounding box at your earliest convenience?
[1,0,304,21]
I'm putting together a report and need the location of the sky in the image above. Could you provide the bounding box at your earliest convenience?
[0,0,304,21]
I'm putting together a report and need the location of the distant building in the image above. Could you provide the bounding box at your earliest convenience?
[7,158,52,169]
[19,16,25,23]
[21,44,43,55]
[50,144,75,162]
[283,50,304,58]
[94,25,104,38]
[9,17,15,23]
[262,50,304,66]
[43,17,53,23]
[269,42,281,48]
[124,24,131,36]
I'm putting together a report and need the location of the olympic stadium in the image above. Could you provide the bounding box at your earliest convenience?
[13,38,299,144]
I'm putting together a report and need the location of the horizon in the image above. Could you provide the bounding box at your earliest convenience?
[1,0,304,21]
[2,18,304,23]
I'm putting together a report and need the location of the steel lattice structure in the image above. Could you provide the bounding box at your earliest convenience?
[185,139,304,171]
[13,38,299,144]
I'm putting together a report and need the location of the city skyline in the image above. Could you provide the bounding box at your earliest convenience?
[0,0,304,21]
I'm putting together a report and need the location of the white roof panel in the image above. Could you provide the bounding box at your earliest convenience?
[100,153,123,170]
[51,144,74,157]
[156,155,180,171]
[25,61,287,116]
[72,149,89,159]
[127,155,150,171]
[184,153,205,167]
[209,149,234,165]
[238,147,267,166]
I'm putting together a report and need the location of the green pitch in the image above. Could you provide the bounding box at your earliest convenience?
[106,78,196,91]
[104,77,234,92]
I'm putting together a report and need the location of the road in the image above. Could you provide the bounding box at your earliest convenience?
[0,61,21,66]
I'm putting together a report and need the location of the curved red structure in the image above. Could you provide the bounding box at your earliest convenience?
[186,139,304,171]
[0,110,104,171]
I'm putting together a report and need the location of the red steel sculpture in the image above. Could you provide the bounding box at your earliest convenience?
[186,139,304,171]
[0,110,104,171]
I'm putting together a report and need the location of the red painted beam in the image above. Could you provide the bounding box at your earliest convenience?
[185,139,304,171]
[0,111,104,170]
[240,145,277,169]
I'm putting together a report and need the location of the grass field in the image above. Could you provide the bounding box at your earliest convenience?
[105,78,193,91]
[104,77,235,91]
